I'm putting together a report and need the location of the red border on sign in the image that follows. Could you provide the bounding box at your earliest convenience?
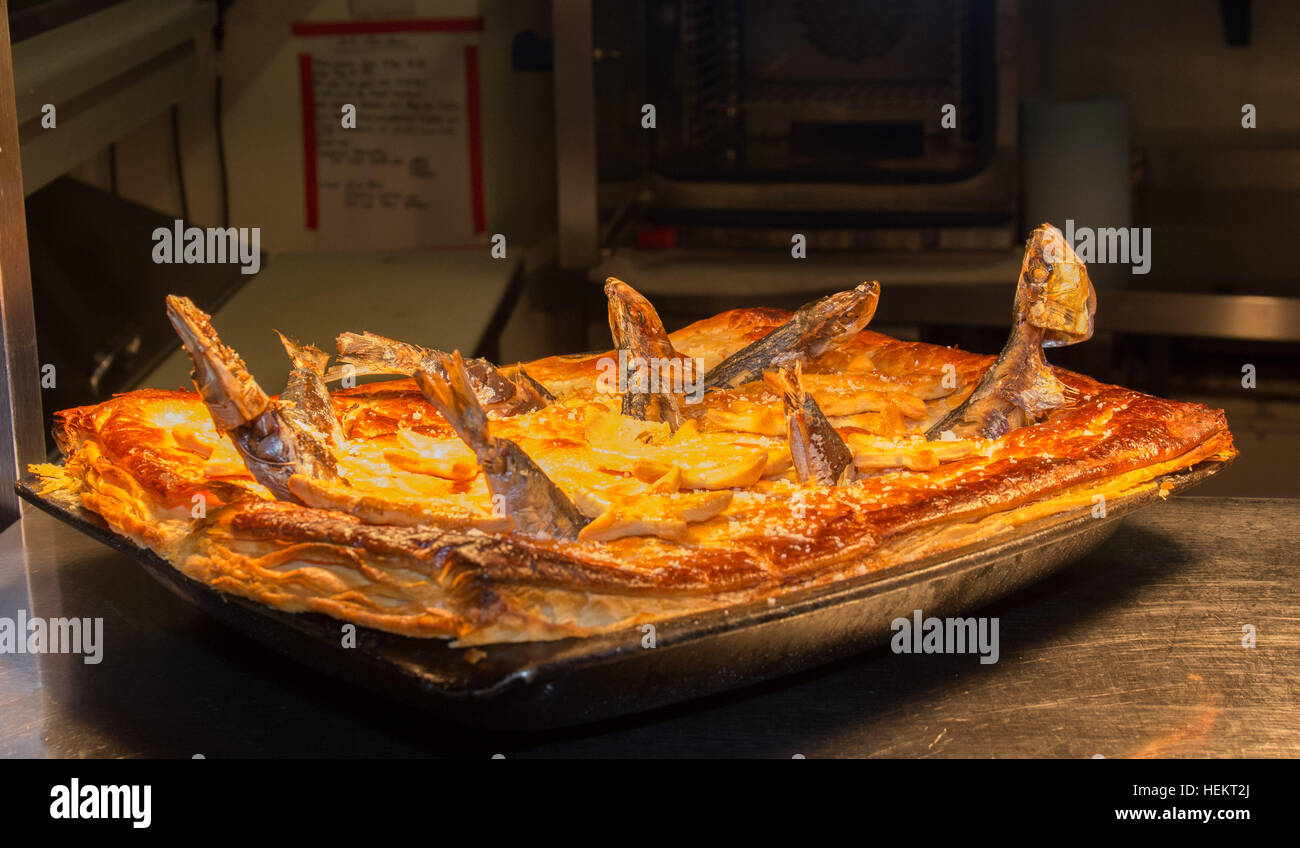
[464,45,485,235]
[298,52,318,230]
[292,19,482,36]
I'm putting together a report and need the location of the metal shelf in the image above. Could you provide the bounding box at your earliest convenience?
[12,0,214,195]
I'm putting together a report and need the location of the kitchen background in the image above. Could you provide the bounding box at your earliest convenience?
[10,0,1299,513]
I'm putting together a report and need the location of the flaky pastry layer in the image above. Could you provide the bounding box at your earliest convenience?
[36,307,1235,644]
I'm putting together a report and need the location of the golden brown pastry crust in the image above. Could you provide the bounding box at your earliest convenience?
[36,307,1235,645]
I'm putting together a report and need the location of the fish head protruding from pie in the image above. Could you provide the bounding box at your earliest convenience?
[811,281,881,353]
[1019,224,1097,348]
[605,277,675,358]
[165,295,270,431]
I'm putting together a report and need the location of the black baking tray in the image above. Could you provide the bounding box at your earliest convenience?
[17,461,1225,729]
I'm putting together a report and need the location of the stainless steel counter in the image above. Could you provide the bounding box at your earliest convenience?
[1,497,1296,757]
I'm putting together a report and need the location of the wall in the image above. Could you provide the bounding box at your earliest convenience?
[1019,0,1300,294]
[69,0,556,256]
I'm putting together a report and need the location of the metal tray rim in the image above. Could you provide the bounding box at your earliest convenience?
[15,458,1227,699]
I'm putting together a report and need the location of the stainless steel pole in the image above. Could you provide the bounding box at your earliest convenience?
[0,0,46,526]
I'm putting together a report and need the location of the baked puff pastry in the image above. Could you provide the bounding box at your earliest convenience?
[34,225,1235,645]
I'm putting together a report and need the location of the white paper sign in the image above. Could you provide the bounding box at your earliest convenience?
[298,24,483,249]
